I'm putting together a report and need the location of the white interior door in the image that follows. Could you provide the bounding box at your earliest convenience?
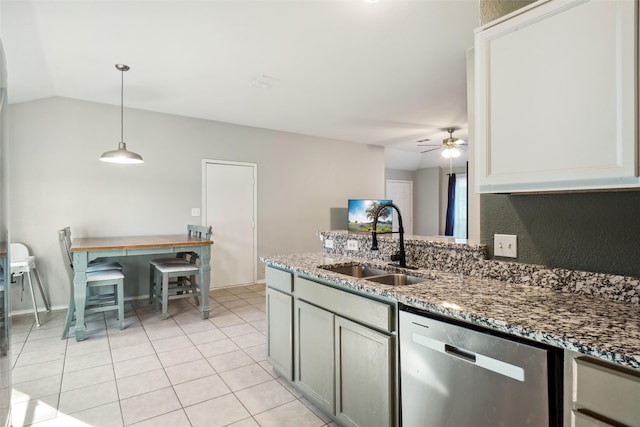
[203,160,257,288]
[386,180,413,235]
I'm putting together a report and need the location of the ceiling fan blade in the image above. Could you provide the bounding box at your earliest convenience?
[421,147,442,154]
[416,138,431,143]
[417,144,441,147]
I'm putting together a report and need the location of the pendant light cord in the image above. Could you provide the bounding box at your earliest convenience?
[120,67,124,143]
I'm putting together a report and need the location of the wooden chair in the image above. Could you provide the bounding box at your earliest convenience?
[59,228,125,339]
[10,243,51,327]
[149,225,212,319]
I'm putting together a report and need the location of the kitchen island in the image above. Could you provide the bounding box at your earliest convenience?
[263,252,639,369]
[262,246,640,427]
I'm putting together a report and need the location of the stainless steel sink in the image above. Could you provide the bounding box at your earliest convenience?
[320,264,390,278]
[366,273,429,286]
[320,263,429,285]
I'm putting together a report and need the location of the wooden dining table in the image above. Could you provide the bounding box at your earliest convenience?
[70,234,213,341]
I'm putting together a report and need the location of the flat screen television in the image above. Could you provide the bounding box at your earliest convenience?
[347,199,392,233]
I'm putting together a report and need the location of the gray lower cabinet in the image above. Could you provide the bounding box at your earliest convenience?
[265,266,294,380]
[335,316,392,427]
[294,276,395,427]
[564,351,640,427]
[295,299,336,415]
[266,287,293,380]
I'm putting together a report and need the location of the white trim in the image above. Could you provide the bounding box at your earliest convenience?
[202,159,258,286]
[385,179,413,235]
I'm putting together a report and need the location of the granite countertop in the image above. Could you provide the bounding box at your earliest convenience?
[262,252,640,370]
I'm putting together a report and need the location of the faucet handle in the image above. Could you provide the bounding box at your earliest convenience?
[390,252,401,262]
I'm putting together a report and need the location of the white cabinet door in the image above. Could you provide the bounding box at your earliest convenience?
[475,0,637,193]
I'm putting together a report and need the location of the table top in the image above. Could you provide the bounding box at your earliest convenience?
[71,234,213,252]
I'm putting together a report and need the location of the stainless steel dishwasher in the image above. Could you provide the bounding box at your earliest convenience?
[399,305,562,427]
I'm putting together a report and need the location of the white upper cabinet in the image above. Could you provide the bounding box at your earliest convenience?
[475,0,638,193]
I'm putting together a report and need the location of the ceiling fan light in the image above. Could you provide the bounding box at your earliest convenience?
[441,148,452,159]
[450,147,461,158]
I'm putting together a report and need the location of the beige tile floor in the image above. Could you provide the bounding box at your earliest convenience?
[9,284,337,427]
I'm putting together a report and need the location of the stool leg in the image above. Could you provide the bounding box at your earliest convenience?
[149,264,155,303]
[26,271,41,327]
[154,269,161,312]
[190,274,200,306]
[161,273,169,320]
[117,278,125,330]
[62,287,76,340]
[32,267,51,312]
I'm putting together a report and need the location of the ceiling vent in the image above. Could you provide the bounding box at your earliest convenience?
[250,75,280,89]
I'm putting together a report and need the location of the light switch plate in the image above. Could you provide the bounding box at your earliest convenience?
[324,239,334,249]
[494,234,517,258]
[191,208,201,217]
[347,240,359,251]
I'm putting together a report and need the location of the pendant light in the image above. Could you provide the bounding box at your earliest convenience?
[99,64,144,164]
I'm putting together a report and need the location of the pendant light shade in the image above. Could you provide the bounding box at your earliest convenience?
[100,64,144,164]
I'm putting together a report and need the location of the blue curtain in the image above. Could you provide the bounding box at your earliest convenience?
[445,173,456,236]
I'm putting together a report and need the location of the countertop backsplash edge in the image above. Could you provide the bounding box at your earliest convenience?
[317,230,640,305]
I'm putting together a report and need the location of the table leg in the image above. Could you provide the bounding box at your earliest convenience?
[199,246,211,319]
[73,251,88,341]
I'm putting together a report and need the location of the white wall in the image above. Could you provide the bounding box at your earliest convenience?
[8,97,384,310]
[413,166,440,235]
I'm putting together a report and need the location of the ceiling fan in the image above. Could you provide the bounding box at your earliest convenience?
[417,127,467,158]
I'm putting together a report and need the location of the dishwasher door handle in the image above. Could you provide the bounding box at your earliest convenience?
[445,344,477,363]
[411,332,525,382]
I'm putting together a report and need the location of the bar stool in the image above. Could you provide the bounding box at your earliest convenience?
[58,228,125,339]
[150,225,212,319]
[60,227,123,272]
[10,243,51,327]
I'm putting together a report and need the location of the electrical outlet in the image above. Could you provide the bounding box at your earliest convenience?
[191,208,201,217]
[324,239,334,249]
[347,240,359,251]
[494,234,517,258]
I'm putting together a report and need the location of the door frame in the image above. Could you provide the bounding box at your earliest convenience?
[201,159,258,287]
[385,179,413,236]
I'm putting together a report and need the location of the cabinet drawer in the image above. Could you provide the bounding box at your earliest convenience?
[573,357,640,427]
[295,276,393,332]
[266,266,293,293]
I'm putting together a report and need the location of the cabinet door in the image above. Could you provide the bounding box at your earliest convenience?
[294,299,335,415]
[335,316,393,427]
[475,0,637,193]
[266,287,293,380]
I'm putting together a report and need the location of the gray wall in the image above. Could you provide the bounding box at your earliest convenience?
[479,0,535,24]
[478,0,640,278]
[385,168,414,182]
[481,192,640,277]
[8,97,385,310]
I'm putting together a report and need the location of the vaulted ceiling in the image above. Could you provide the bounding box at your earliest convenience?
[1,0,479,170]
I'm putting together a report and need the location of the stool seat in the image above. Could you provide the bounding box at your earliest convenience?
[87,269,125,281]
[87,261,123,273]
[155,262,199,274]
